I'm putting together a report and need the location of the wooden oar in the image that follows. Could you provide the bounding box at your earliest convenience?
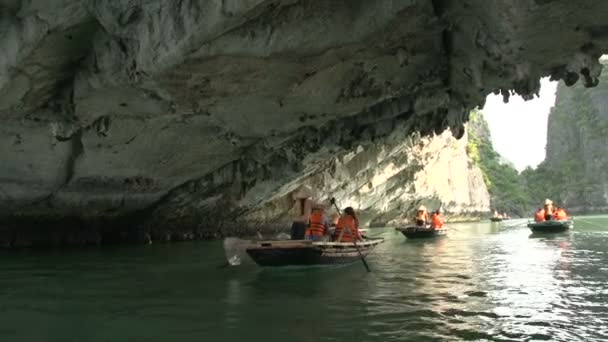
[331,197,371,272]
[443,225,464,233]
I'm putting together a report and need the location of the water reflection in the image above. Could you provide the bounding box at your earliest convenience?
[0,217,607,341]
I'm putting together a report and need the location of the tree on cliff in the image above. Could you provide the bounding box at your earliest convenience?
[467,109,532,217]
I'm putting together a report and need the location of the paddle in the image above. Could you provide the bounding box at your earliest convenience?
[222,237,251,267]
[331,197,371,272]
[443,225,460,232]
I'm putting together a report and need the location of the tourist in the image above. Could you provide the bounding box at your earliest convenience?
[553,206,568,220]
[304,202,329,241]
[431,210,444,229]
[534,208,545,222]
[334,207,361,242]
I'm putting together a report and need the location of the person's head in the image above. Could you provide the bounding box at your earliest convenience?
[292,185,313,200]
[312,201,326,211]
[435,210,441,215]
[344,207,359,226]
[417,205,427,213]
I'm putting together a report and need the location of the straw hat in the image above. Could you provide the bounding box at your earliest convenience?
[544,198,553,205]
[417,205,427,211]
[293,185,313,199]
[312,201,326,209]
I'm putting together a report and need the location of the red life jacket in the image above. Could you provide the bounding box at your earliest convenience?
[431,213,444,229]
[305,209,326,237]
[534,209,545,222]
[334,215,359,242]
[553,209,568,220]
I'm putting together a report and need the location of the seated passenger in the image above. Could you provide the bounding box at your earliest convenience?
[334,207,361,242]
[304,203,329,241]
[553,206,568,221]
[431,210,444,230]
[534,208,545,222]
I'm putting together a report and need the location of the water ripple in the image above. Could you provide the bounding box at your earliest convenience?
[1,219,608,341]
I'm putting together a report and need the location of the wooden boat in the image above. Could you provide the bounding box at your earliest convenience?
[395,226,447,239]
[527,219,574,233]
[328,227,369,238]
[490,217,503,222]
[245,238,384,267]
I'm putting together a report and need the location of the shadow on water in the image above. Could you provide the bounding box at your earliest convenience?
[528,231,572,239]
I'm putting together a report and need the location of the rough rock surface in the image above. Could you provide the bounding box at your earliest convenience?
[1,0,607,245]
[540,58,608,213]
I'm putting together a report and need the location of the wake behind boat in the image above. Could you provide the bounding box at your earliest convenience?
[395,226,447,239]
[527,219,574,233]
[244,238,384,267]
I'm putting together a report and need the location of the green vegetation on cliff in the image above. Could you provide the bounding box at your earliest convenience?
[465,61,608,216]
[521,65,608,212]
[467,109,531,217]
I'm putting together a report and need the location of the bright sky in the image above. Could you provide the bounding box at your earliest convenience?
[481,77,558,171]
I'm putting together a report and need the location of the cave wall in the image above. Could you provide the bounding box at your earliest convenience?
[1,0,608,244]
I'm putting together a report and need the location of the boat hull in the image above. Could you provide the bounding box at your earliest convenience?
[245,238,384,267]
[490,217,503,222]
[527,220,573,233]
[395,226,447,239]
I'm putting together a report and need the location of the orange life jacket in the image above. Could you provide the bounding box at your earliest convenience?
[431,213,444,229]
[534,209,545,222]
[334,214,359,242]
[305,208,326,237]
[553,209,568,220]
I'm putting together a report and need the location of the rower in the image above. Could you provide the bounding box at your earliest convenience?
[543,199,554,221]
[414,205,429,227]
[334,207,361,242]
[290,185,313,240]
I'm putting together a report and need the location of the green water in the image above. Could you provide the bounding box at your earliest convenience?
[1,217,608,341]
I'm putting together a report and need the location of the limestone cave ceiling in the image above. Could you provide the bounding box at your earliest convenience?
[0,0,607,222]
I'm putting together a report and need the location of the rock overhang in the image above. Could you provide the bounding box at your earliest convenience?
[0,0,607,232]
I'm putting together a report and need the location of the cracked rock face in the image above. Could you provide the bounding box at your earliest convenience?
[0,0,607,245]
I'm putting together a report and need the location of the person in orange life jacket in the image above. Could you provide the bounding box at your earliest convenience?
[304,203,330,241]
[290,185,313,240]
[430,210,444,229]
[543,199,555,221]
[334,207,362,242]
[534,208,545,222]
[415,205,429,226]
[553,206,568,220]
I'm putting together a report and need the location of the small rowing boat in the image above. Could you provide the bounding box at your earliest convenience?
[395,226,447,239]
[245,238,384,267]
[490,217,503,222]
[527,219,574,233]
[328,227,369,238]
